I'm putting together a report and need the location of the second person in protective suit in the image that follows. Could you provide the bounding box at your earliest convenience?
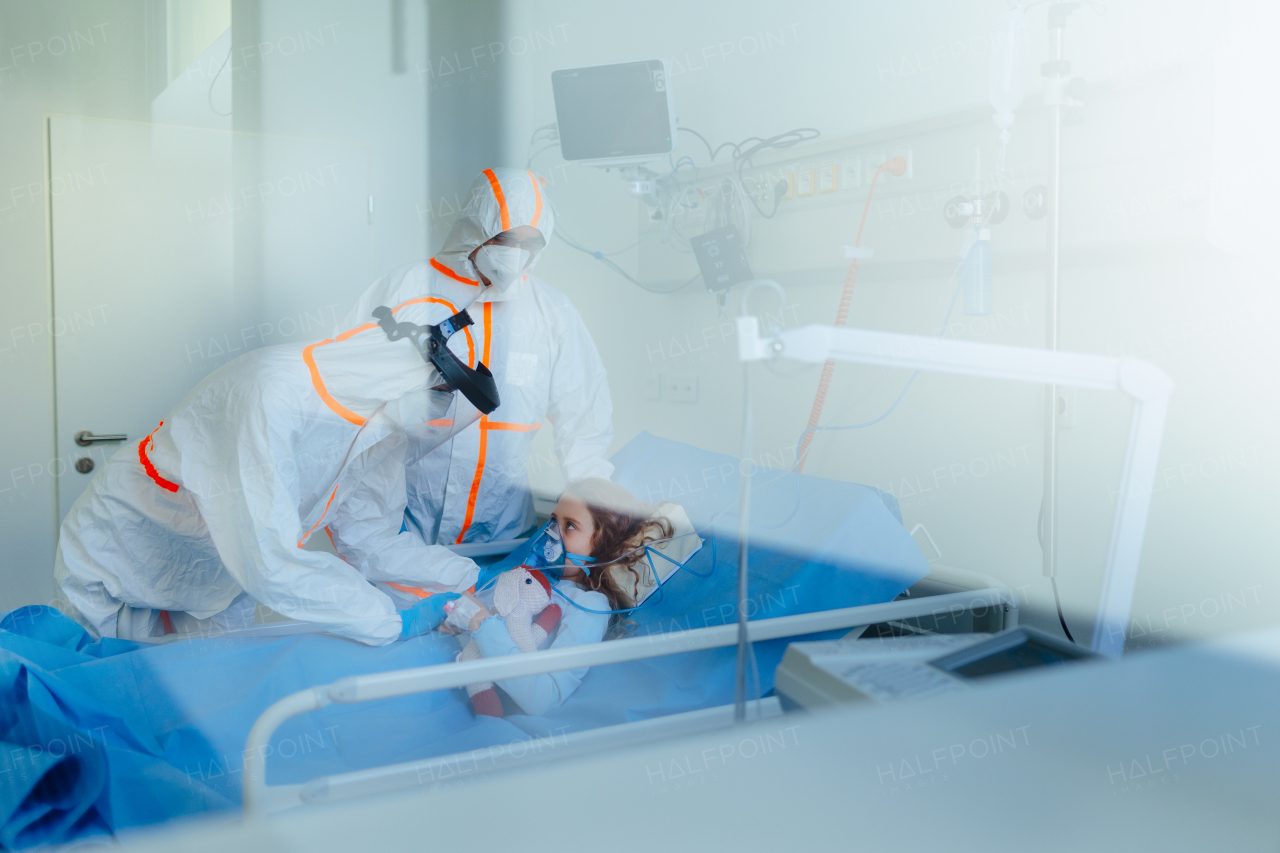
[55,300,488,645]
[336,167,614,554]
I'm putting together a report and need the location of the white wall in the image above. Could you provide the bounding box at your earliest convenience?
[0,2,153,610]
[490,0,1280,648]
[0,0,435,609]
[230,0,431,306]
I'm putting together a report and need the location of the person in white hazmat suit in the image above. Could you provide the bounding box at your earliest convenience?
[53,300,495,645]
[336,168,614,554]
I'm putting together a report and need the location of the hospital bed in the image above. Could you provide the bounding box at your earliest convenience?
[102,425,1017,816]
[234,315,1173,816]
[120,518,1014,814]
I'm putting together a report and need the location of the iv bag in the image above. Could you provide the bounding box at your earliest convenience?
[989,9,1029,132]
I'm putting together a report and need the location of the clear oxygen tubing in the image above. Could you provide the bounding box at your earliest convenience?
[735,280,786,723]
[550,544,691,616]
[795,158,903,472]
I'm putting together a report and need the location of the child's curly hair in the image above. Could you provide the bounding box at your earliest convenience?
[561,478,673,639]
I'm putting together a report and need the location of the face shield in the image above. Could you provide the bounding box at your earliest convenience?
[376,387,483,466]
[372,305,500,416]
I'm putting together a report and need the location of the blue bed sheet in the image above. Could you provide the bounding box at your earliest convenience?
[0,431,927,848]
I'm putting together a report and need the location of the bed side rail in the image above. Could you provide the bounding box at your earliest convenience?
[242,586,1010,813]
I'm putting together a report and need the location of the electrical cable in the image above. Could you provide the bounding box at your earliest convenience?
[526,122,557,151]
[524,122,559,169]
[696,266,963,576]
[525,143,559,170]
[677,126,717,161]
[793,261,964,473]
[669,127,820,234]
[554,228,699,294]
[208,48,233,117]
[1038,500,1077,643]
[795,158,898,470]
[733,128,821,221]
[678,126,742,162]
[535,124,819,294]
[661,155,701,211]
[1049,571,1070,637]
[534,167,704,292]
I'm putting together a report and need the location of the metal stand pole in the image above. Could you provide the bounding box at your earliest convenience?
[1042,2,1076,579]
[734,362,753,723]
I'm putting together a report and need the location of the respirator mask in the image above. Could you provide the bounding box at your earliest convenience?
[513,519,594,584]
[473,244,533,296]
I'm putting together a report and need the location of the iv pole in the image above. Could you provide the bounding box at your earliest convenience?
[1041,1,1079,586]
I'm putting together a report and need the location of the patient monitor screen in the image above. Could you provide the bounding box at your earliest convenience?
[551,60,673,160]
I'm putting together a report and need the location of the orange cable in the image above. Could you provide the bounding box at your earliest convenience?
[796,163,888,472]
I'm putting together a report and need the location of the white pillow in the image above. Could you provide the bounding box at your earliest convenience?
[608,502,703,607]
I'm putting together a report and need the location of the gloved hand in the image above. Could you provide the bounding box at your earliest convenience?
[399,592,460,639]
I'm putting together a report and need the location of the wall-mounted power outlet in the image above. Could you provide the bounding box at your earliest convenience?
[666,375,698,403]
[644,373,662,401]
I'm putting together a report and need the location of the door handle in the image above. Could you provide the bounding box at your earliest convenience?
[75,430,128,446]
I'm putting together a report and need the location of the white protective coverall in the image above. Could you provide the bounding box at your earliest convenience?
[55,300,480,645]
[337,168,614,548]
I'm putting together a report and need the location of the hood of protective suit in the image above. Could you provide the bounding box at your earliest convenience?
[430,167,555,303]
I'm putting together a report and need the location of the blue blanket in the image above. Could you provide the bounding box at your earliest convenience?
[0,432,927,847]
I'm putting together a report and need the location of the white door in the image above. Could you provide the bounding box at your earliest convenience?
[50,116,370,520]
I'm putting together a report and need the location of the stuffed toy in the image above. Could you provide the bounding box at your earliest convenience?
[458,568,562,717]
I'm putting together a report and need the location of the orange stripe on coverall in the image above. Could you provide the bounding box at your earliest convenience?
[452,301,543,544]
[528,171,543,227]
[303,296,476,425]
[455,302,493,544]
[483,169,510,231]
[138,422,180,493]
[430,256,480,286]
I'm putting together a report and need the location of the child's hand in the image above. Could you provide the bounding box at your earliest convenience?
[468,604,492,633]
[439,592,490,634]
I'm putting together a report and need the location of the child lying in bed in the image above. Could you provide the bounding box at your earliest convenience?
[440,478,673,717]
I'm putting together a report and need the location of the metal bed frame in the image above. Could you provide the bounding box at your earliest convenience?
[239,561,1017,815]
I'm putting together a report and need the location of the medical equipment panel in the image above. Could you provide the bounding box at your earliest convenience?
[775,626,1097,709]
